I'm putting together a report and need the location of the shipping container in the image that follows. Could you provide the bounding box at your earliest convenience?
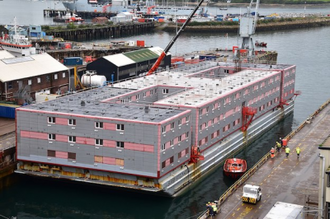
[63,57,83,66]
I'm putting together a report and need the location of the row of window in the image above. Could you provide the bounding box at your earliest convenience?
[48,134,124,148]
[161,148,189,168]
[47,117,125,131]
[161,132,189,151]
[161,116,190,133]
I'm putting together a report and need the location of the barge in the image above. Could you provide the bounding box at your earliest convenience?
[15,60,296,197]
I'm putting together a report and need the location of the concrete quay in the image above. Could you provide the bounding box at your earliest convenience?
[210,100,330,219]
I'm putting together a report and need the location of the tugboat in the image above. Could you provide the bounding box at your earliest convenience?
[223,158,247,179]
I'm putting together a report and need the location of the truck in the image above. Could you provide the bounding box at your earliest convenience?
[242,184,262,204]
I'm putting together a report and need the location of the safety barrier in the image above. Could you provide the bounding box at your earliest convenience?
[197,97,330,219]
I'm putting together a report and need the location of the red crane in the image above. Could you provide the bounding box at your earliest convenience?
[146,0,204,76]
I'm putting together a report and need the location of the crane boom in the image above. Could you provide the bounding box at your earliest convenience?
[146,0,205,76]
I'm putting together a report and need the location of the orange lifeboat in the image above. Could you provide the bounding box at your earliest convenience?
[223,158,247,179]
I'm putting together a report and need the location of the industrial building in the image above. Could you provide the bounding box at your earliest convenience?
[0,52,69,105]
[86,46,171,82]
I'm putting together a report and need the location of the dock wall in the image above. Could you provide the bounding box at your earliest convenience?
[45,23,155,41]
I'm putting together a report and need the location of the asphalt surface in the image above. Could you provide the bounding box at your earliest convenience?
[215,103,330,219]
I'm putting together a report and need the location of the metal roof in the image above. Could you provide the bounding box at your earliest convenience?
[0,53,68,82]
[0,50,15,59]
[124,47,159,62]
[102,46,164,67]
[103,53,136,67]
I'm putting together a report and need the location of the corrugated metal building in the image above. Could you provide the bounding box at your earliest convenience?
[0,52,69,105]
[86,46,171,82]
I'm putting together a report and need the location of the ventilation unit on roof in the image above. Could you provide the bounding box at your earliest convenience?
[81,101,85,106]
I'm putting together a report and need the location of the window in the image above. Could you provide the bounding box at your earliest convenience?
[163,88,169,94]
[54,74,58,80]
[7,82,12,89]
[62,72,66,78]
[162,144,166,150]
[95,122,103,129]
[178,119,182,126]
[178,136,182,142]
[95,139,103,146]
[48,117,55,124]
[162,161,166,168]
[47,150,55,157]
[37,77,41,83]
[68,136,76,143]
[68,152,76,160]
[136,94,140,100]
[162,126,166,133]
[185,132,189,138]
[68,119,76,126]
[48,134,56,140]
[170,122,174,130]
[28,79,32,85]
[116,141,124,148]
[186,116,190,122]
[170,140,174,146]
[116,124,124,131]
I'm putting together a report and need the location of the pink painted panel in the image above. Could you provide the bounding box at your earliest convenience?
[174,138,178,145]
[146,91,150,97]
[182,117,186,124]
[224,109,234,118]
[104,123,116,130]
[56,118,68,125]
[56,134,67,142]
[125,142,143,151]
[165,159,170,166]
[20,130,31,138]
[143,145,154,153]
[34,132,48,140]
[76,137,94,145]
[208,120,212,126]
[202,108,207,115]
[214,117,218,123]
[103,140,116,147]
[165,142,171,149]
[181,134,186,140]
[166,124,171,132]
[132,96,136,101]
[56,151,68,159]
[103,157,116,165]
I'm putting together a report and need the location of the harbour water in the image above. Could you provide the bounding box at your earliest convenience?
[1,1,330,218]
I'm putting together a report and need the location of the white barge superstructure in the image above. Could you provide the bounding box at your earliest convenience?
[15,61,296,196]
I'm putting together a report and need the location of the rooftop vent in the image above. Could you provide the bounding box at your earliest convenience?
[144,105,150,113]
[81,101,85,106]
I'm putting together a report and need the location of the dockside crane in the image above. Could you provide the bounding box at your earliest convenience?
[146,0,205,76]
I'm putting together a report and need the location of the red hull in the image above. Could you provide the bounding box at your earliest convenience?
[223,158,247,179]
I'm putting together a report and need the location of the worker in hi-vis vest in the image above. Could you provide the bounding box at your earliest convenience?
[296,147,301,159]
[285,147,290,158]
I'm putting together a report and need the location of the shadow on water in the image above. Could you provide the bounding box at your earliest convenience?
[0,113,293,219]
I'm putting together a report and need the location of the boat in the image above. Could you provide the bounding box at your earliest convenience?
[219,7,228,10]
[53,12,84,23]
[0,17,35,56]
[223,158,247,179]
[255,40,267,47]
[14,0,297,197]
[62,0,202,16]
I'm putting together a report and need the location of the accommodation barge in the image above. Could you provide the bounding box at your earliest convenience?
[15,60,296,196]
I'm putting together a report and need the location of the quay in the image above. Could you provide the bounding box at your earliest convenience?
[199,99,330,218]
[44,22,155,41]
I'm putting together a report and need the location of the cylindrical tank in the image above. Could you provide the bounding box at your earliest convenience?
[81,73,106,87]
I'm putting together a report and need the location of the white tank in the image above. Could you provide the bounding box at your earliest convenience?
[81,73,106,87]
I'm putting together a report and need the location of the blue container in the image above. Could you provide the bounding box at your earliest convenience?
[63,57,83,66]
[0,103,19,119]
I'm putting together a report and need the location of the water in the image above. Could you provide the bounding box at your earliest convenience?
[1,1,330,218]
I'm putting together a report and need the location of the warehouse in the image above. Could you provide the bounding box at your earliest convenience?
[86,47,171,82]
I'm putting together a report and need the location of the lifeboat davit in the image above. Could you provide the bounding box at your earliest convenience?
[223,158,247,179]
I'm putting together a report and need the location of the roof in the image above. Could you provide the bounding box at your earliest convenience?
[102,47,164,67]
[0,50,15,59]
[0,53,68,82]
[263,201,303,219]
